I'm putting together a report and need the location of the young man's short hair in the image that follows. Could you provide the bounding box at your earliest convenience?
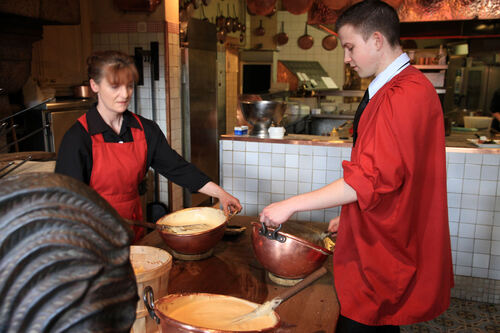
[336,0,401,47]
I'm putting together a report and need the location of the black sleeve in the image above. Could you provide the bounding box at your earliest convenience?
[141,116,211,193]
[55,122,93,185]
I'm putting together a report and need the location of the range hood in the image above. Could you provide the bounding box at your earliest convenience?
[400,19,500,39]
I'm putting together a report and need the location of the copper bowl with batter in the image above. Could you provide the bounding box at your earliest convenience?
[144,288,281,332]
[251,222,332,279]
[157,207,228,255]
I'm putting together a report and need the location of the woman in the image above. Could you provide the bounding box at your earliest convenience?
[56,51,241,242]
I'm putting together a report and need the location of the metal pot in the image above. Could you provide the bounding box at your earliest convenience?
[298,23,313,50]
[156,207,230,255]
[255,20,265,36]
[282,0,313,14]
[251,222,332,279]
[274,21,288,46]
[321,34,338,51]
[144,289,281,333]
[73,85,95,98]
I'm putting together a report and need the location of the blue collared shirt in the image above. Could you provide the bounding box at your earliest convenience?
[367,53,411,100]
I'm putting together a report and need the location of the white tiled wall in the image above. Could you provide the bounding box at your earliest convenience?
[220,140,500,302]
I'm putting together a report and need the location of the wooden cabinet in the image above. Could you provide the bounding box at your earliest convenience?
[31,0,91,95]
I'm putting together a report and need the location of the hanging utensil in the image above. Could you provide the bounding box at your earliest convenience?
[217,28,227,44]
[225,4,233,33]
[255,20,265,36]
[298,23,314,49]
[200,4,209,22]
[282,0,314,14]
[232,4,239,32]
[275,21,288,46]
[230,266,328,324]
[322,34,338,51]
[216,3,225,30]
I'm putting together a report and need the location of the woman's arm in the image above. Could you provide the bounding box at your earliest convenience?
[198,181,242,215]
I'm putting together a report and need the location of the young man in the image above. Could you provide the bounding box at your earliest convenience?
[259,1,453,331]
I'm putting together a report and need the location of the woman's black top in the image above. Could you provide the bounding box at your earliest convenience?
[55,104,211,192]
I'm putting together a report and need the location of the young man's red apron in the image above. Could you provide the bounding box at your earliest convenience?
[78,113,147,243]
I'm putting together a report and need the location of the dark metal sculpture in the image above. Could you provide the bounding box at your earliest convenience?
[0,173,137,333]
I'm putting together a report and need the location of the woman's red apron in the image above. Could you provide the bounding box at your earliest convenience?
[78,113,147,243]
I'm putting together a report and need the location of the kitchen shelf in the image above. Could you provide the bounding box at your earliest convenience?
[315,90,364,97]
[414,65,448,70]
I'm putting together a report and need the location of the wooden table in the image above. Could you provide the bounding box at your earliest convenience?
[137,215,339,333]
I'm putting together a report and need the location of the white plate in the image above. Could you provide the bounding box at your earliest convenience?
[466,139,500,148]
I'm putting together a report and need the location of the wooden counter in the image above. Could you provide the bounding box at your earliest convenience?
[137,216,339,333]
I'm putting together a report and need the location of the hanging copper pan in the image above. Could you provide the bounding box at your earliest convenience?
[322,34,338,51]
[298,23,313,50]
[282,0,313,15]
[274,21,288,46]
[255,20,265,36]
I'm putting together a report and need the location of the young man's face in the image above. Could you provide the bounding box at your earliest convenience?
[338,24,378,78]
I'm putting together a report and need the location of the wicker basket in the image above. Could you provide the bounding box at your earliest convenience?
[130,245,172,333]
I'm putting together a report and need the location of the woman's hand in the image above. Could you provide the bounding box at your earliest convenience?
[259,199,295,227]
[328,216,340,233]
[197,182,242,216]
[218,191,242,216]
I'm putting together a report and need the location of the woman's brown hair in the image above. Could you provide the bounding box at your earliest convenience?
[87,50,139,85]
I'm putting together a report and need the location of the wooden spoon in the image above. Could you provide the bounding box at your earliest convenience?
[230,266,328,324]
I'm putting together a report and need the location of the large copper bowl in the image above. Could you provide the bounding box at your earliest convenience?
[157,207,228,255]
[251,222,332,279]
[144,289,281,332]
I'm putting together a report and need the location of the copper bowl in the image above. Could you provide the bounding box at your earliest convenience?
[157,207,228,255]
[251,222,332,279]
[144,288,280,332]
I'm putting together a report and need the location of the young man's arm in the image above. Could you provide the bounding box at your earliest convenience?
[259,178,357,226]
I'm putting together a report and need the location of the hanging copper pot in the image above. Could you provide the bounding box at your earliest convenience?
[298,23,313,50]
[322,34,338,51]
[215,3,225,29]
[232,5,239,32]
[266,7,276,17]
[274,21,288,46]
[322,0,350,10]
[255,20,265,36]
[282,0,313,15]
[224,4,233,33]
[240,32,245,43]
[247,0,277,16]
[241,23,246,33]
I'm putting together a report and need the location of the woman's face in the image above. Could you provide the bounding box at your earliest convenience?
[90,70,134,115]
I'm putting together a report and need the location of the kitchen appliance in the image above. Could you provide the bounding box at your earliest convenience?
[42,98,94,152]
[181,18,221,208]
[251,222,332,286]
[240,101,286,137]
